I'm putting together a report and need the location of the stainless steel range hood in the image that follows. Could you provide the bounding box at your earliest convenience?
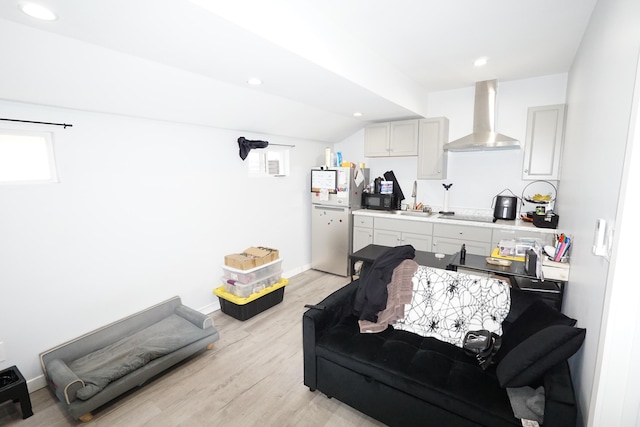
[443,79,519,151]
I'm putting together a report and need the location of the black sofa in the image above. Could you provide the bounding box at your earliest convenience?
[303,278,585,427]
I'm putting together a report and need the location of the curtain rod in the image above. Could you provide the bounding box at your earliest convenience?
[0,118,73,129]
[269,143,295,148]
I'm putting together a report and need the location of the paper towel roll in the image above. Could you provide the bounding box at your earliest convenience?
[324,147,331,167]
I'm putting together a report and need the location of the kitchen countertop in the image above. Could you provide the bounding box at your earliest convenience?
[353,209,557,234]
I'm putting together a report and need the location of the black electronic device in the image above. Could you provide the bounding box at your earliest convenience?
[383,170,404,210]
[525,248,538,275]
[362,193,396,210]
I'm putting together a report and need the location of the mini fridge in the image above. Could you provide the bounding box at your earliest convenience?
[310,167,368,276]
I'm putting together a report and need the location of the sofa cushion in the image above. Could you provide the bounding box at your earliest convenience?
[317,315,521,427]
[496,300,585,387]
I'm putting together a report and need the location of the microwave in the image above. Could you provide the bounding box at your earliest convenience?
[362,193,397,210]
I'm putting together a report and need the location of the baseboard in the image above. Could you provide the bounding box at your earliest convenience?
[198,300,220,315]
[27,374,47,393]
[285,265,310,277]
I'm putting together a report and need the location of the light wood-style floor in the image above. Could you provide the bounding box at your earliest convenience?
[0,270,385,427]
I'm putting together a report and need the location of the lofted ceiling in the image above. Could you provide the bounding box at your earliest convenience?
[0,0,597,142]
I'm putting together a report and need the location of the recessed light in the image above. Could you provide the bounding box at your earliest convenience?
[353,112,363,117]
[247,78,263,86]
[474,57,488,67]
[19,2,57,21]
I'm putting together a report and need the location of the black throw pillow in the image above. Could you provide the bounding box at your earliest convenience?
[495,300,585,388]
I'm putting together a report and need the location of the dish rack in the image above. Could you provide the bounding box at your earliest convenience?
[519,180,557,221]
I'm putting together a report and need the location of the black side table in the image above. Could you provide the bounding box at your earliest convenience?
[0,366,33,419]
[448,251,565,311]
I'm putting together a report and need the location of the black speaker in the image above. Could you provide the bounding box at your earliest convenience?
[525,249,538,276]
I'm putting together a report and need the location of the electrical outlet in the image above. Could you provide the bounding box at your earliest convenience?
[0,342,5,362]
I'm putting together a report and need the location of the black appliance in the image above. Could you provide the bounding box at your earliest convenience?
[382,170,404,210]
[492,190,518,221]
[362,193,396,210]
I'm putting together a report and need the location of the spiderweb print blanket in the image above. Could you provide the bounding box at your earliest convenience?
[394,266,511,347]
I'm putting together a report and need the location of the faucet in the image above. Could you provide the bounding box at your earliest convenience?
[411,180,417,209]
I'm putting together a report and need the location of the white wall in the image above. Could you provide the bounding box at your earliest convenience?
[559,0,640,425]
[336,74,568,215]
[0,100,327,386]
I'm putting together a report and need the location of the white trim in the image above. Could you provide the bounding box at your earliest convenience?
[198,301,220,315]
[27,374,47,393]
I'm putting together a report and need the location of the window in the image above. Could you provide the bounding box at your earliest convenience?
[0,130,59,184]
[247,146,290,177]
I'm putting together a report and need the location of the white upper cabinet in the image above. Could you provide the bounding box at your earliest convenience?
[363,123,390,157]
[364,119,419,157]
[417,117,449,179]
[522,104,567,180]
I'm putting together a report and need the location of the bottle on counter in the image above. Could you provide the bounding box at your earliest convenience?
[460,244,466,264]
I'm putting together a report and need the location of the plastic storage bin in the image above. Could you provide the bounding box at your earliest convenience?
[221,269,282,298]
[222,258,283,284]
[214,278,288,321]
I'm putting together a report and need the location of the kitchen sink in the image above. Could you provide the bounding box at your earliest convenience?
[391,210,438,218]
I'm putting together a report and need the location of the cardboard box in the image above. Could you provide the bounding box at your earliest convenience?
[224,247,279,270]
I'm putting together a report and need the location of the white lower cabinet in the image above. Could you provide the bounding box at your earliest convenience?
[353,227,373,252]
[432,223,492,256]
[374,230,432,251]
[432,238,491,256]
[372,217,433,252]
[353,213,555,258]
[352,216,374,252]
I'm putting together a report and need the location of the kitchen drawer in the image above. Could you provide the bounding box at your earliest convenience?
[353,215,374,228]
[433,223,492,242]
[432,237,491,256]
[374,229,432,252]
[374,217,433,235]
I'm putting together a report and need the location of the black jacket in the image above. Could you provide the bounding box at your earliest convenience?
[353,245,416,322]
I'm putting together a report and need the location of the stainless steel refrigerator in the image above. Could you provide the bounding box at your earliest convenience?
[310,167,369,276]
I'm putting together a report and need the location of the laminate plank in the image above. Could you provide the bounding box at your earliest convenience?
[0,270,384,426]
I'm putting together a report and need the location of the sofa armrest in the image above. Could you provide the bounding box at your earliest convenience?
[45,358,85,405]
[542,361,577,427]
[303,281,357,390]
[175,305,213,329]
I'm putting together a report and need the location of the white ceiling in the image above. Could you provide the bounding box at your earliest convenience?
[0,0,597,142]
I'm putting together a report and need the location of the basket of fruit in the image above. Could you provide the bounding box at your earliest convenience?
[524,193,554,204]
[521,180,557,206]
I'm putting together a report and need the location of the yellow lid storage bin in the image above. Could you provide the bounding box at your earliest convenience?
[213,278,288,321]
